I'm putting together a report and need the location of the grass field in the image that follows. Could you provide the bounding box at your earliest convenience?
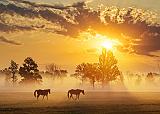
[0,92,160,114]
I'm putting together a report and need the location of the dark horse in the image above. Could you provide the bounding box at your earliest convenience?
[34,89,51,100]
[68,89,85,100]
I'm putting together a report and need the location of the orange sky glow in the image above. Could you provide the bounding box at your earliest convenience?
[0,0,160,74]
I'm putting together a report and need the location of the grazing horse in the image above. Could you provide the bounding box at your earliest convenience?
[68,89,85,100]
[34,89,51,100]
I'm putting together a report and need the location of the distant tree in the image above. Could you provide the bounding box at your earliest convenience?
[99,48,120,87]
[145,72,155,84]
[45,63,68,79]
[75,63,87,84]
[8,60,18,85]
[45,63,59,75]
[135,74,142,86]
[60,70,68,75]
[116,71,124,86]
[54,70,61,76]
[19,57,42,85]
[3,68,11,85]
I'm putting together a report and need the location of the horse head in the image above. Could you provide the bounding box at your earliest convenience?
[48,89,51,94]
[45,89,51,94]
[81,90,85,95]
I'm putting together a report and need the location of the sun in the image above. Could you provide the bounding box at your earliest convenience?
[101,40,115,50]
[95,34,121,51]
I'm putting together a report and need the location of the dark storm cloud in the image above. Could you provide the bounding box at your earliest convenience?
[0,0,160,57]
[0,36,21,45]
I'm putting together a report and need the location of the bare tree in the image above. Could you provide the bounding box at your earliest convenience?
[45,63,68,79]
[45,63,59,75]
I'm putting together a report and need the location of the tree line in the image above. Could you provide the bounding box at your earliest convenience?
[1,57,42,86]
[0,48,122,88]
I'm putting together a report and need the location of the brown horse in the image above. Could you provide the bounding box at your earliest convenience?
[68,89,85,100]
[34,89,51,100]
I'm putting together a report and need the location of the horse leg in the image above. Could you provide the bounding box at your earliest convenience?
[73,95,77,100]
[77,94,80,100]
[70,94,73,99]
[74,95,77,100]
[46,95,48,100]
[42,95,45,100]
[37,94,40,100]
[76,94,79,100]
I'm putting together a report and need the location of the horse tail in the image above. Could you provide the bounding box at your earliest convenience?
[34,90,37,97]
[67,91,70,98]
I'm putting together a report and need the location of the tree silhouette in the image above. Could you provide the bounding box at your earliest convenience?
[60,70,68,76]
[45,63,68,79]
[99,48,120,87]
[3,68,11,85]
[19,57,42,85]
[8,60,18,85]
[145,72,155,84]
[135,74,142,86]
[75,63,87,84]
[84,63,100,88]
[45,63,59,75]
[74,48,120,88]
[75,63,100,88]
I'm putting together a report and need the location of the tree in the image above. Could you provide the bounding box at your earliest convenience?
[45,63,59,75]
[99,48,120,87]
[145,72,155,84]
[84,63,100,88]
[8,60,18,85]
[19,57,42,85]
[135,74,142,86]
[75,63,87,84]
[60,70,68,76]
[74,48,120,88]
[45,63,68,79]
[75,63,100,88]
[3,68,11,85]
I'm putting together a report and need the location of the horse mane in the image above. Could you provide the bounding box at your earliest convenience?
[80,89,84,94]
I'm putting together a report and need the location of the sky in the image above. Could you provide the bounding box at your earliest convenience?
[0,0,160,73]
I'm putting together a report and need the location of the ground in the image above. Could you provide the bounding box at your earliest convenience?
[0,92,160,114]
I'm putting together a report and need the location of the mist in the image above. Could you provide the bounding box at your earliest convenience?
[1,72,160,92]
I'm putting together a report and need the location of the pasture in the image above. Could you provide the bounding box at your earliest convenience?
[0,92,160,114]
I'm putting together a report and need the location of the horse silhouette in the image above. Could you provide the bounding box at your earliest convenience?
[34,89,51,100]
[68,89,85,100]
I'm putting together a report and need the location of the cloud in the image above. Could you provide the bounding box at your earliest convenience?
[0,22,34,32]
[0,36,21,45]
[0,0,160,56]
